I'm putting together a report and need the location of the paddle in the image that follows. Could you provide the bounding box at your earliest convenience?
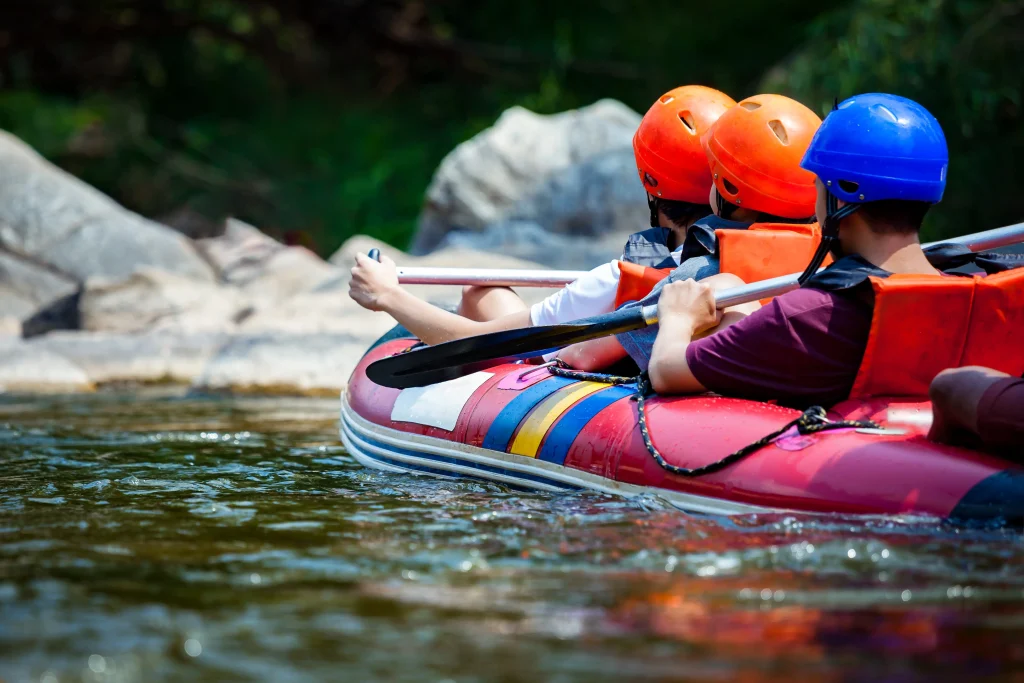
[366,222,1024,389]
[366,248,586,287]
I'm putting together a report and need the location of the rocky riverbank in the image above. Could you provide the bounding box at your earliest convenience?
[1,100,648,395]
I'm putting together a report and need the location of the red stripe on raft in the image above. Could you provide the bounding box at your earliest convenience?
[567,393,999,517]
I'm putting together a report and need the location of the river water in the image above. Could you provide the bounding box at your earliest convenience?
[1,391,1022,682]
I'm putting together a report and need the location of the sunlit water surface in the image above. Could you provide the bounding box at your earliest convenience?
[1,391,1023,683]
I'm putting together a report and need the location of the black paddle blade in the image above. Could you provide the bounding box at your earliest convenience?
[366,306,650,388]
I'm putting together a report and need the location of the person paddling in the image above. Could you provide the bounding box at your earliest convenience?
[645,94,969,405]
[349,86,738,345]
[568,94,824,369]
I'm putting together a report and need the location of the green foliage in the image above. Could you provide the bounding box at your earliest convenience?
[763,0,1024,240]
[0,0,836,254]
[1,0,1017,253]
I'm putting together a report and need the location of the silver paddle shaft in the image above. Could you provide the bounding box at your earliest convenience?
[638,221,1024,325]
[397,267,587,288]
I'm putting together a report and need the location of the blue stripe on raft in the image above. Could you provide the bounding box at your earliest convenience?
[482,376,577,451]
[536,385,635,465]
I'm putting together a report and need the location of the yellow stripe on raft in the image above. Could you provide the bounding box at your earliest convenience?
[509,381,607,458]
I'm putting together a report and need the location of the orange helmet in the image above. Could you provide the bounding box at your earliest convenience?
[633,86,737,205]
[701,94,821,219]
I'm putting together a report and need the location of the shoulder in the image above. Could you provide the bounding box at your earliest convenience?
[626,227,671,243]
[772,287,851,313]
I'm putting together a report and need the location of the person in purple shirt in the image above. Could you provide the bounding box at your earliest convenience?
[645,94,950,407]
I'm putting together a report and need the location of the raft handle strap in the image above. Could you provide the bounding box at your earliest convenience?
[635,375,879,477]
[550,364,880,478]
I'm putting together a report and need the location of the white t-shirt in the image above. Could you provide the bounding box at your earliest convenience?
[529,260,622,327]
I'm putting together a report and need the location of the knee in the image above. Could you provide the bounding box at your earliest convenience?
[458,285,492,317]
[704,272,747,289]
[929,367,963,409]
[461,284,488,300]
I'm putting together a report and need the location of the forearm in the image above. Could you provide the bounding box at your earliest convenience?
[557,336,627,371]
[648,317,706,395]
[378,287,529,345]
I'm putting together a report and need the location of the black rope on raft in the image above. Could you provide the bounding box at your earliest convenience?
[551,362,880,478]
[548,359,637,386]
[635,375,880,476]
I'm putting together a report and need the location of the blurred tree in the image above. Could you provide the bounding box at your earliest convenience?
[4,0,1012,253]
[763,0,1024,240]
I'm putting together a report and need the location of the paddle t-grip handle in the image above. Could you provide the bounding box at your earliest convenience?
[367,248,381,262]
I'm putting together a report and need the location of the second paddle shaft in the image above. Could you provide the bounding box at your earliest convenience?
[639,221,1024,324]
[368,221,1024,291]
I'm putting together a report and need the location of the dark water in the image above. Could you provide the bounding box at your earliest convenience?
[1,392,1023,683]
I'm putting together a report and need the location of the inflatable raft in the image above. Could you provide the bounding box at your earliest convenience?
[341,335,1024,526]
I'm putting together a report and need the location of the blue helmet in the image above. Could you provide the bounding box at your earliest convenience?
[800,93,948,204]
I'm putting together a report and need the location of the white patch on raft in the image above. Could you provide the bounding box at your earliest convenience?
[390,371,494,431]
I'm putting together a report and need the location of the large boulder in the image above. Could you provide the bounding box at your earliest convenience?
[79,269,250,334]
[27,331,228,385]
[196,218,340,300]
[0,342,93,393]
[192,334,374,396]
[411,99,647,266]
[0,130,214,285]
[0,249,77,320]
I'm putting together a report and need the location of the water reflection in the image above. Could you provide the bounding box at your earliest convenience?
[0,391,1022,682]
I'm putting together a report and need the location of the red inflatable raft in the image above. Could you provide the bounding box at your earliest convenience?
[341,336,1024,526]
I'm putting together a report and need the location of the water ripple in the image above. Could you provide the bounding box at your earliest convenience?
[0,391,1022,682]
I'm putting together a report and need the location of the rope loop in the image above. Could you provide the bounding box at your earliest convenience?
[546,362,879,476]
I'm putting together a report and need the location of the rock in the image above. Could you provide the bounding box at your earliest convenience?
[196,218,340,299]
[28,331,228,385]
[0,343,93,393]
[411,99,646,262]
[327,235,413,271]
[438,220,630,271]
[79,269,250,334]
[0,315,20,338]
[237,292,398,336]
[0,130,214,284]
[193,334,372,396]
[156,206,227,240]
[0,248,77,320]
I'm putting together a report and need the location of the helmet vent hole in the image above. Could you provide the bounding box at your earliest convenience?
[660,95,675,105]
[740,101,762,111]
[678,110,696,133]
[768,120,789,145]
[722,178,739,196]
[838,180,860,194]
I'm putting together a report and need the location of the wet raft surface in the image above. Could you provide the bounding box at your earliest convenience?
[1,392,1023,683]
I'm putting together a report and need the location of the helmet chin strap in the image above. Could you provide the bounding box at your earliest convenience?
[648,195,660,228]
[714,186,739,221]
[798,190,861,285]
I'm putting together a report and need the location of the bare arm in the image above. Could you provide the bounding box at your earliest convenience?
[647,280,720,395]
[557,336,628,371]
[376,286,531,345]
[349,253,530,345]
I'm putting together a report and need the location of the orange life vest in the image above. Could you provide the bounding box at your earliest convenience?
[850,268,1024,398]
[614,222,824,308]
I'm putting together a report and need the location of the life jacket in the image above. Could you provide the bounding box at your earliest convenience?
[805,250,1024,399]
[614,222,825,308]
[620,227,677,269]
